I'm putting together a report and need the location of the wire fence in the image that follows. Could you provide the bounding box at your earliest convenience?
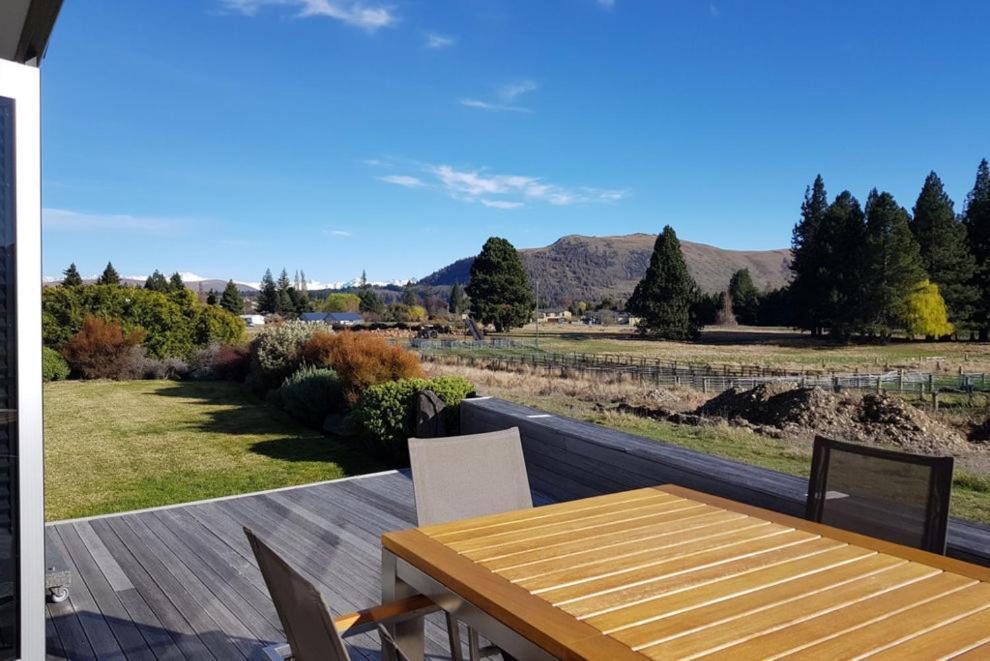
[414,343,990,399]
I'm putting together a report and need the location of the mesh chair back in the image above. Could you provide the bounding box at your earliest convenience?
[409,427,533,526]
[244,527,351,661]
[805,436,954,554]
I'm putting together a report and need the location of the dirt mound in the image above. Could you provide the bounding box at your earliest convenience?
[694,383,973,455]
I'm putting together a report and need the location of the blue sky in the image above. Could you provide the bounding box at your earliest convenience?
[41,0,990,285]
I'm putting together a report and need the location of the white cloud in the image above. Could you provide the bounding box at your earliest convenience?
[461,79,538,113]
[329,229,352,236]
[378,174,426,188]
[481,199,524,210]
[219,0,395,31]
[425,32,455,48]
[425,164,626,209]
[43,208,187,234]
[597,0,615,8]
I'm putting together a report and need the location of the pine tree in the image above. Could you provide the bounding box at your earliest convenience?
[358,288,385,316]
[448,282,467,314]
[144,270,168,292]
[402,282,418,307]
[815,191,868,339]
[277,269,291,294]
[206,290,218,306]
[911,171,977,333]
[728,269,760,325]
[257,268,278,314]
[626,226,700,340]
[62,263,83,287]
[220,280,244,314]
[465,237,535,332]
[169,272,185,292]
[861,190,926,339]
[790,175,829,334]
[964,158,990,340]
[359,269,368,289]
[96,261,121,286]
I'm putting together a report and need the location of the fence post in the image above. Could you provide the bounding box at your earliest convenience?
[703,378,709,394]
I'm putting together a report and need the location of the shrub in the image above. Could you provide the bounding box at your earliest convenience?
[42,347,70,382]
[194,305,245,346]
[61,316,144,379]
[354,376,475,461]
[188,343,251,381]
[128,347,188,380]
[274,366,345,428]
[248,320,331,392]
[301,331,423,404]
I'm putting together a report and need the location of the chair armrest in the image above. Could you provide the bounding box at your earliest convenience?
[333,594,437,638]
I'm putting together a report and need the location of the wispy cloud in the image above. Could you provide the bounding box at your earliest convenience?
[328,229,352,237]
[425,32,455,48]
[461,79,538,113]
[378,174,426,188]
[43,208,188,234]
[597,0,616,8]
[480,199,524,210]
[219,0,395,31]
[709,3,720,18]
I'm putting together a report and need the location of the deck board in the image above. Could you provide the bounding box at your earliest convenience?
[46,470,541,660]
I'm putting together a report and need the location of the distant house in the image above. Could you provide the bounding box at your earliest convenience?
[301,312,364,326]
[537,309,572,323]
[239,314,265,327]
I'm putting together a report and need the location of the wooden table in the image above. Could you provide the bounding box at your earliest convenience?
[381,484,990,660]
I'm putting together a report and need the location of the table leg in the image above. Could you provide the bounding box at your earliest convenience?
[382,548,425,661]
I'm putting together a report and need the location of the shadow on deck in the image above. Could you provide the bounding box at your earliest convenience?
[46,470,552,660]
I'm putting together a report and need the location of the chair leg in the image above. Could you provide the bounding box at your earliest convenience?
[445,612,464,661]
[468,627,481,661]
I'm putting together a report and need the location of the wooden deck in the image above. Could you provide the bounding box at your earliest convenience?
[45,470,553,660]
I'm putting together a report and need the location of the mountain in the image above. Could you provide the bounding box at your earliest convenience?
[419,233,792,306]
[42,276,259,294]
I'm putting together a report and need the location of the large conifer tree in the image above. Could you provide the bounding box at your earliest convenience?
[144,270,168,292]
[626,226,700,340]
[257,268,278,314]
[62,263,82,287]
[861,190,926,339]
[168,272,185,292]
[789,175,829,334]
[963,159,990,340]
[220,280,244,314]
[815,191,867,338]
[96,261,121,286]
[911,171,977,332]
[465,237,534,332]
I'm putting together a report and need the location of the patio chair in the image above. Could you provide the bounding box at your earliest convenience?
[244,527,437,661]
[409,427,532,661]
[804,436,954,554]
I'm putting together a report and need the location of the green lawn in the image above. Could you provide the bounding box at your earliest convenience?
[44,380,385,521]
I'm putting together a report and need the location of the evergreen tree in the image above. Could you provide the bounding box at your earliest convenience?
[299,270,308,294]
[465,237,535,332]
[206,290,218,306]
[359,269,368,289]
[277,269,291,294]
[358,288,385,316]
[626,226,700,340]
[861,190,926,339]
[964,159,990,340]
[257,268,278,314]
[911,171,977,333]
[96,261,121,286]
[168,272,185,292]
[402,282,418,307]
[144,270,168,292]
[815,191,868,338]
[62,263,83,287]
[789,175,829,334]
[220,280,244,314]
[728,269,760,325]
[448,282,467,314]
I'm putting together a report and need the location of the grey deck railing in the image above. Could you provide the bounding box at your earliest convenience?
[460,397,990,567]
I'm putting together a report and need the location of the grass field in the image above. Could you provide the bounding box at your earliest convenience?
[44,380,385,521]
[499,324,990,373]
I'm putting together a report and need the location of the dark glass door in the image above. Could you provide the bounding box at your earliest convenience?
[0,95,18,660]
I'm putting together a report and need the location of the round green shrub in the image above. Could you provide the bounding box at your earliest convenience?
[354,376,475,462]
[275,366,344,428]
[247,320,332,393]
[42,347,70,382]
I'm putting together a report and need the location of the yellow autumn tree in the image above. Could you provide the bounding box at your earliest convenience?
[903,280,954,339]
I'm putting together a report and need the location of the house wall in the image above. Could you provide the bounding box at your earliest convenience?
[460,397,990,567]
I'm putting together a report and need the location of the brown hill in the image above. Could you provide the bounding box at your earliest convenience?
[420,233,791,306]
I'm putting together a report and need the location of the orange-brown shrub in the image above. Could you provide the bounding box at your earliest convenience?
[61,316,144,379]
[301,331,423,403]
